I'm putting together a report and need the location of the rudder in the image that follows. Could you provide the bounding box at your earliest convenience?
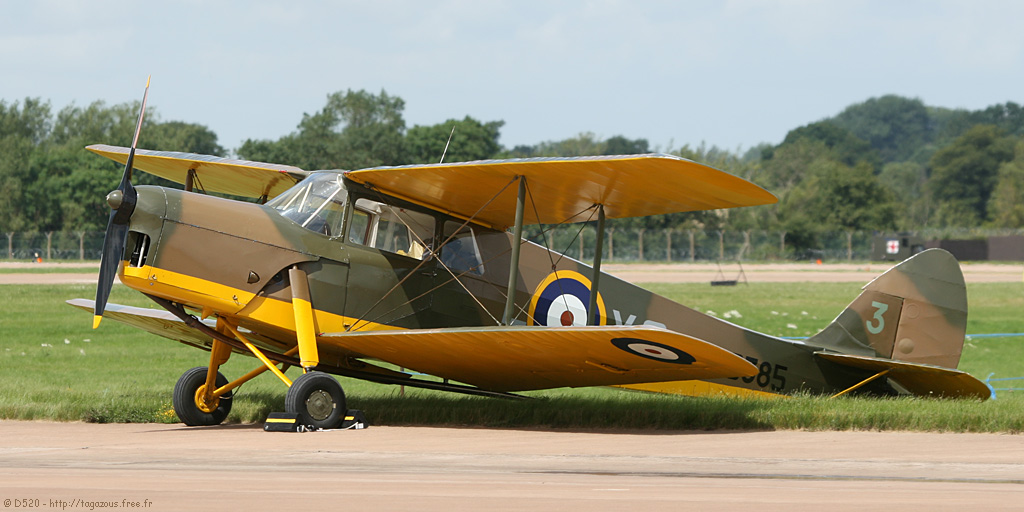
[807,249,967,369]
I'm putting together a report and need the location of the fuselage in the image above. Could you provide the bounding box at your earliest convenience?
[119,176,873,397]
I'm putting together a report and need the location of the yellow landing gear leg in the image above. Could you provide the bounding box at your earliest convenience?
[289,267,320,372]
[219,321,293,387]
[285,267,346,430]
[197,321,234,413]
[171,319,236,426]
[215,346,300,396]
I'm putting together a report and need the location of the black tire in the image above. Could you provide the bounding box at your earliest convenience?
[285,371,346,430]
[172,366,233,426]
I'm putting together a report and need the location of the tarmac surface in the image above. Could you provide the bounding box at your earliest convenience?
[1,421,1022,511]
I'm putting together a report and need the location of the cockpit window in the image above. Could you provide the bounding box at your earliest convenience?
[350,197,434,260]
[348,208,370,245]
[267,173,347,237]
[439,221,485,275]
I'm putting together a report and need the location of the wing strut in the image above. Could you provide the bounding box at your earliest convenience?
[502,176,527,325]
[588,204,605,325]
[185,168,196,192]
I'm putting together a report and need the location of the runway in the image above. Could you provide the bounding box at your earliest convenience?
[2,421,1022,511]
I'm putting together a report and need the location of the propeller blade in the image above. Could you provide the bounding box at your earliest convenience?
[93,218,129,329]
[93,76,150,328]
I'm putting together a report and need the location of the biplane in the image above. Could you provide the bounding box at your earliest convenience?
[70,82,989,429]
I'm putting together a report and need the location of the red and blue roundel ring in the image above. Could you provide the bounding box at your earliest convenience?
[528,270,606,326]
[611,338,696,364]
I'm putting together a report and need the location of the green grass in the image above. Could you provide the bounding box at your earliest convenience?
[0,267,98,274]
[1,282,1023,431]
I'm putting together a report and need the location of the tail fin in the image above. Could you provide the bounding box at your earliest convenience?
[807,249,967,369]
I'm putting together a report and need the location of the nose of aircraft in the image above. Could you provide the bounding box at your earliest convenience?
[106,189,125,209]
[93,172,138,329]
[93,75,151,329]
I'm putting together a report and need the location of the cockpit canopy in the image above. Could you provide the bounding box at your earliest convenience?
[267,171,485,274]
[266,172,347,237]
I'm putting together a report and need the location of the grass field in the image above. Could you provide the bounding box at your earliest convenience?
[0,267,97,274]
[1,281,1023,432]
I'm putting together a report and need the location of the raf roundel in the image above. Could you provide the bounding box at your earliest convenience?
[528,270,606,326]
[611,337,696,365]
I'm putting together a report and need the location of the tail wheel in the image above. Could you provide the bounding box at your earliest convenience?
[285,371,346,430]
[173,366,233,426]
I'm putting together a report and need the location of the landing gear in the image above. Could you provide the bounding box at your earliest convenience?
[286,371,346,430]
[173,366,233,426]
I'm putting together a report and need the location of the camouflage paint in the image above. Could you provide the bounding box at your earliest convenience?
[107,175,981,399]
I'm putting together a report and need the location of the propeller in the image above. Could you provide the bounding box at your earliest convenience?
[93,76,150,329]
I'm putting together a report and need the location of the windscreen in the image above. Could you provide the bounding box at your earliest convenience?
[266,172,348,236]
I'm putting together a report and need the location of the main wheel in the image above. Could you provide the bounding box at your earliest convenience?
[173,366,233,426]
[285,371,346,430]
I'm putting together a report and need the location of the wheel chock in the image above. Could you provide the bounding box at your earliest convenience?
[264,412,304,432]
[341,409,368,430]
[264,410,368,432]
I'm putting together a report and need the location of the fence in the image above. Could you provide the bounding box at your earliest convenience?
[3,231,107,261]
[8,228,1012,263]
[522,227,877,262]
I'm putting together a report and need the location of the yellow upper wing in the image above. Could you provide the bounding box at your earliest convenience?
[86,144,308,200]
[345,154,778,230]
[88,147,774,228]
[321,325,758,391]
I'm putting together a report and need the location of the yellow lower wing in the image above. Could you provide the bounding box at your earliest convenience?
[321,325,757,392]
[616,380,786,399]
[66,298,280,355]
[67,298,215,350]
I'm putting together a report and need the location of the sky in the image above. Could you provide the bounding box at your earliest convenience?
[4,0,1024,157]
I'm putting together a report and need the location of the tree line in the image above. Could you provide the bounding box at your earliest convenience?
[2,90,1023,254]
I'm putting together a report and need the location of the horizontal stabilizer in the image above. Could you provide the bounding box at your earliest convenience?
[320,325,758,392]
[86,145,308,200]
[816,352,989,399]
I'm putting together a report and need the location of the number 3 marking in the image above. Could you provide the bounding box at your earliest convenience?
[866,301,888,334]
